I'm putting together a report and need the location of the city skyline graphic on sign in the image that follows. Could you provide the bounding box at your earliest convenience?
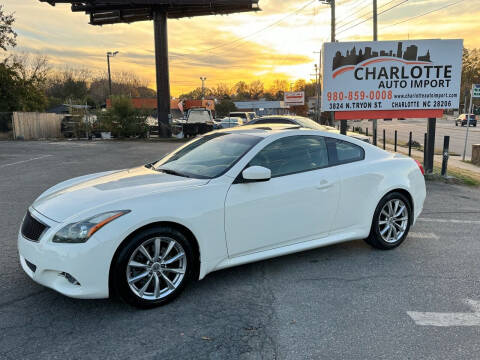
[332,42,432,71]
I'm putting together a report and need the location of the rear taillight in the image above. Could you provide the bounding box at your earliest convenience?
[415,160,425,175]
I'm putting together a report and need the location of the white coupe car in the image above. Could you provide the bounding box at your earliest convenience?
[18,125,426,308]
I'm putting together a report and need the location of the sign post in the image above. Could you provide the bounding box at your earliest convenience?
[462,84,479,160]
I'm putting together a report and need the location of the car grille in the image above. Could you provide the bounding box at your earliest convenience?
[21,211,48,242]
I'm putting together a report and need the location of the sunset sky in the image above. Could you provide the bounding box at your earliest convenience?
[3,0,479,96]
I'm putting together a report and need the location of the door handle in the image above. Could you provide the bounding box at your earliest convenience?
[316,179,332,190]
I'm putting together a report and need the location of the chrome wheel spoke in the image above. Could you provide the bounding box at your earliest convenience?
[129,260,149,269]
[391,226,398,240]
[388,201,394,216]
[380,224,390,236]
[138,274,153,297]
[162,240,175,261]
[163,252,185,265]
[395,206,406,217]
[139,245,153,262]
[128,271,150,284]
[154,238,161,261]
[163,267,185,275]
[161,272,176,290]
[153,273,161,298]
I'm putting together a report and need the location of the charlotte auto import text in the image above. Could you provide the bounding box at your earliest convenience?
[354,64,453,89]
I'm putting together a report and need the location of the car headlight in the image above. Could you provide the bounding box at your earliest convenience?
[52,210,130,243]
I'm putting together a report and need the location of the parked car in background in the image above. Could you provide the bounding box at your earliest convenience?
[182,108,214,137]
[246,115,370,143]
[18,125,426,308]
[230,112,256,123]
[455,114,477,127]
[220,117,244,128]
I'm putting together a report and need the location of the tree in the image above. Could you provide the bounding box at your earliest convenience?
[0,5,17,51]
[98,95,148,138]
[212,83,231,99]
[461,48,480,110]
[268,79,289,100]
[46,67,89,108]
[233,81,250,100]
[249,80,264,100]
[215,99,237,117]
[0,54,49,112]
[293,79,306,92]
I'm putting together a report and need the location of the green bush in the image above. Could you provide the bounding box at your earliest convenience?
[98,96,148,138]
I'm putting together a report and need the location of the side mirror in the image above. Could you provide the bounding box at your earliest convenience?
[242,166,271,182]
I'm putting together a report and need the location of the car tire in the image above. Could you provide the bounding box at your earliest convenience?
[112,226,197,308]
[364,192,412,250]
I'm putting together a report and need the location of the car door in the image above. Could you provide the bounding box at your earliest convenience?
[224,135,340,257]
[325,138,375,235]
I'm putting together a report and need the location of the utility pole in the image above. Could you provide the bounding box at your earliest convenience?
[106,51,118,97]
[321,0,337,129]
[330,0,335,42]
[200,76,207,100]
[372,0,378,145]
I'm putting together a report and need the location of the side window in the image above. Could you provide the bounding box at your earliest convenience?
[331,139,365,164]
[249,135,329,177]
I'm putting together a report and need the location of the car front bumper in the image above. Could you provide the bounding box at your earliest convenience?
[17,208,113,299]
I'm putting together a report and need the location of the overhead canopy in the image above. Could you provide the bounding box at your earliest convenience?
[40,0,260,25]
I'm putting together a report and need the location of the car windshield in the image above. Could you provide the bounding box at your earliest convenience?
[154,133,262,179]
[231,113,247,119]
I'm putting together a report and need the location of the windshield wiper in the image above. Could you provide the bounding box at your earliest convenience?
[157,168,191,178]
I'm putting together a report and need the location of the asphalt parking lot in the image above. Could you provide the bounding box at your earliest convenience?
[1,140,480,360]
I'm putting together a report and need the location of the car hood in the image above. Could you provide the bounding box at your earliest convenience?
[32,166,209,222]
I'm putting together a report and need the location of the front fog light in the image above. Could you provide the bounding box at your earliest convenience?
[60,272,80,286]
[52,210,130,243]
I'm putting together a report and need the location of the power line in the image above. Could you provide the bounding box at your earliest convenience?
[381,0,467,29]
[337,0,403,30]
[336,0,408,36]
[335,0,372,26]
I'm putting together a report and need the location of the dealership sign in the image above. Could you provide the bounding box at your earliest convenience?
[284,91,305,106]
[321,39,463,112]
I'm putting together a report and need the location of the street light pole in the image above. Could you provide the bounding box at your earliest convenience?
[106,51,118,97]
[200,76,207,100]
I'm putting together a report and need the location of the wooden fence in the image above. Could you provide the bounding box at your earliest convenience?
[12,112,64,140]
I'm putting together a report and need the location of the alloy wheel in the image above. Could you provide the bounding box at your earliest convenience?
[126,237,187,300]
[378,199,409,244]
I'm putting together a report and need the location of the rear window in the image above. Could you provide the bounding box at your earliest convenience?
[328,139,365,164]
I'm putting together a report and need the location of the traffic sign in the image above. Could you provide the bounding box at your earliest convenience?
[473,84,480,98]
